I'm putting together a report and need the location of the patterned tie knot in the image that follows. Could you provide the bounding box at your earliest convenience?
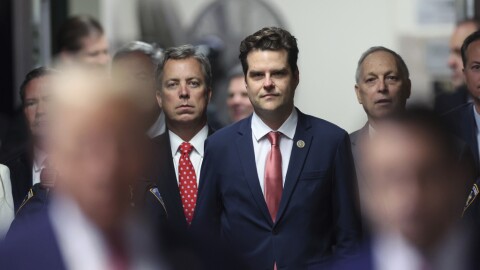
[180,142,193,156]
[267,131,281,146]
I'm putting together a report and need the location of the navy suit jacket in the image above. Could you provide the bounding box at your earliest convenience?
[0,209,66,270]
[444,103,479,173]
[192,109,362,269]
[149,127,214,232]
[1,145,33,211]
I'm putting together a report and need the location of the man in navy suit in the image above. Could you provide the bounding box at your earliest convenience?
[192,27,361,269]
[328,109,476,270]
[444,30,480,174]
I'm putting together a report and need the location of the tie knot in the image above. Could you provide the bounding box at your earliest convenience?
[267,131,280,146]
[180,142,193,155]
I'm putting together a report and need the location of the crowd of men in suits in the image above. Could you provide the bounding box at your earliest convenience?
[1,14,480,270]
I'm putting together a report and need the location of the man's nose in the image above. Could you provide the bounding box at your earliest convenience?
[377,79,387,93]
[179,83,190,99]
[263,75,274,90]
[36,100,46,115]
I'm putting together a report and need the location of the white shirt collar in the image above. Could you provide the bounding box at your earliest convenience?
[147,111,166,138]
[49,195,111,270]
[251,108,298,142]
[473,106,480,132]
[372,232,424,270]
[33,147,48,173]
[169,125,209,157]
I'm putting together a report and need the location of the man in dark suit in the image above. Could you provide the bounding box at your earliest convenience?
[192,27,361,269]
[328,109,476,270]
[444,30,480,172]
[434,19,479,113]
[350,47,411,232]
[2,67,57,211]
[149,44,214,231]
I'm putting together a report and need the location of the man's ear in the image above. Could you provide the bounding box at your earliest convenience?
[59,51,74,63]
[155,90,163,108]
[294,70,300,88]
[405,79,412,99]
[207,88,212,103]
[354,84,363,104]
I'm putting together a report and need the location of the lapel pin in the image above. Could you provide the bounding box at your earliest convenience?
[296,140,305,148]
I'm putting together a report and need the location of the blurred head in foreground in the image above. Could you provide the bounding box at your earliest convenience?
[361,108,472,252]
[49,68,148,232]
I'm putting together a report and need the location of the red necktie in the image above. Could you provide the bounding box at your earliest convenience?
[178,142,198,225]
[264,131,283,222]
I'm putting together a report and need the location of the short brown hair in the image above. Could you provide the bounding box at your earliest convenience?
[239,27,299,75]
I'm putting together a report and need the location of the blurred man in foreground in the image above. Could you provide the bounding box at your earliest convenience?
[0,70,163,269]
[226,64,254,123]
[435,19,479,113]
[329,109,475,270]
[112,41,165,138]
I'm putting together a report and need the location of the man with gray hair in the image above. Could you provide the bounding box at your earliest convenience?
[350,47,411,230]
[351,46,411,159]
[111,41,165,138]
[148,44,214,232]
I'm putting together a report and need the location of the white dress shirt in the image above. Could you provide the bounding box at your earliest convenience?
[473,105,480,160]
[169,125,209,185]
[372,230,468,270]
[147,111,166,138]
[50,195,163,270]
[50,196,113,270]
[251,109,298,194]
[32,148,48,185]
[0,164,14,238]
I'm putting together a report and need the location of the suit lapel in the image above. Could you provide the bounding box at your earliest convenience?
[465,104,479,165]
[460,104,479,164]
[235,117,273,226]
[156,133,189,228]
[275,111,312,224]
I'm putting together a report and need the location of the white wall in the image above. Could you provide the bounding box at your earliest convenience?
[170,0,454,132]
[89,0,455,132]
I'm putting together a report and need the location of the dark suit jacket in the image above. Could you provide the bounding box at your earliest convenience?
[443,103,479,174]
[321,242,373,270]
[149,127,214,231]
[0,209,66,270]
[434,84,470,114]
[1,145,33,211]
[192,109,362,270]
[349,124,368,168]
